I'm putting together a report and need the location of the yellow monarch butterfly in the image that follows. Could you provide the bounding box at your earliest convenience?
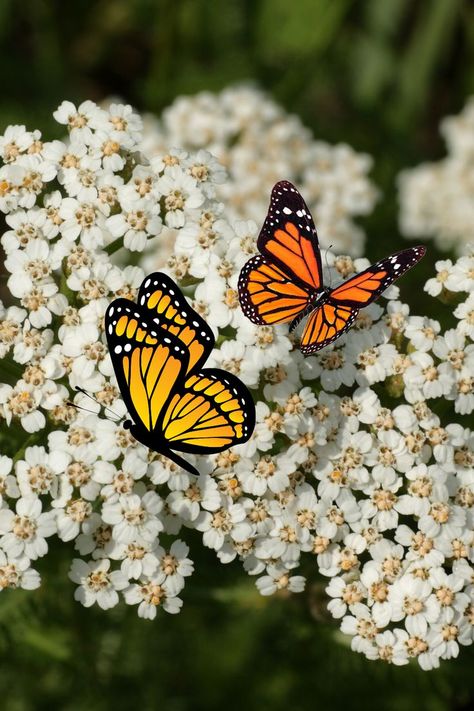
[105,273,255,476]
[238,181,426,354]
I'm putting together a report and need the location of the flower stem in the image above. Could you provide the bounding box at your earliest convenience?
[104,237,125,255]
[12,431,39,464]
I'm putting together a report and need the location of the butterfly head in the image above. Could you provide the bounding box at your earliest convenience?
[122,418,147,448]
[123,418,142,441]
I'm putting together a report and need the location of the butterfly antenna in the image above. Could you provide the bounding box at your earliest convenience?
[325,245,334,288]
[66,401,102,416]
[74,386,125,423]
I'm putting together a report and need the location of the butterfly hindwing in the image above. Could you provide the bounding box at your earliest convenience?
[257,180,323,290]
[300,302,358,355]
[299,246,426,354]
[160,369,256,454]
[105,299,189,433]
[238,254,314,325]
[137,271,214,373]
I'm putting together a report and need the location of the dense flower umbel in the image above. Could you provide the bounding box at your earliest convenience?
[0,99,473,670]
[399,96,474,254]
[140,86,378,257]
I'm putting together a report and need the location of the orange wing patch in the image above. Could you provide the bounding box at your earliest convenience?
[161,372,251,450]
[107,301,188,431]
[300,302,358,355]
[330,270,388,304]
[265,221,321,289]
[138,273,214,373]
[238,254,312,325]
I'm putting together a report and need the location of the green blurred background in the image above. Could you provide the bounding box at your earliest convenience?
[1,1,474,709]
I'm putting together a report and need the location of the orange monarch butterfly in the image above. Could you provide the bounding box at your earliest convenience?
[105,273,255,476]
[238,181,426,354]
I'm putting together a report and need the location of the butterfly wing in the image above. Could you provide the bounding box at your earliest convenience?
[238,254,316,325]
[327,246,426,307]
[159,369,255,454]
[105,298,189,433]
[300,302,359,354]
[300,246,426,354]
[106,297,256,463]
[137,272,214,373]
[257,180,323,290]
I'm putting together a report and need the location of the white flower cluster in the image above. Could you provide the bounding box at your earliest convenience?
[140,85,378,257]
[0,100,473,669]
[399,96,474,255]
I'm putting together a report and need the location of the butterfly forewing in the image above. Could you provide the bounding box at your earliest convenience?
[105,298,189,432]
[138,271,214,373]
[257,180,323,290]
[300,246,427,353]
[328,246,426,307]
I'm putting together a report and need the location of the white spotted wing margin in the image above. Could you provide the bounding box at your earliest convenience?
[298,245,427,355]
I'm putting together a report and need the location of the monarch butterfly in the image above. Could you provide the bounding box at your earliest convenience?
[238,181,426,354]
[105,272,255,476]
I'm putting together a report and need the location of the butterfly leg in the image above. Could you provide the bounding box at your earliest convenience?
[289,311,307,332]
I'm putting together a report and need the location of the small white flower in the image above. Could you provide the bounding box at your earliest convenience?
[53,100,105,141]
[16,445,69,497]
[166,474,220,521]
[124,574,183,618]
[424,260,453,296]
[102,492,163,544]
[153,540,194,595]
[157,166,204,228]
[0,455,19,501]
[454,293,474,338]
[69,557,128,609]
[0,381,45,432]
[0,550,41,590]
[256,564,305,596]
[195,502,252,551]
[0,496,56,559]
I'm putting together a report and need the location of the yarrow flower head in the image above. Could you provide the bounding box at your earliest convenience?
[141,86,378,258]
[0,94,473,672]
[399,96,474,254]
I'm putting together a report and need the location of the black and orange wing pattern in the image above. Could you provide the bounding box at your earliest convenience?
[138,272,214,374]
[238,254,316,325]
[299,246,426,354]
[328,247,426,307]
[299,302,359,354]
[159,370,254,453]
[106,279,256,476]
[238,180,326,326]
[239,180,426,354]
[257,180,323,290]
[105,298,189,433]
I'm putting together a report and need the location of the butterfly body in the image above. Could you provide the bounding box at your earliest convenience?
[106,273,255,476]
[288,286,331,332]
[238,181,426,354]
